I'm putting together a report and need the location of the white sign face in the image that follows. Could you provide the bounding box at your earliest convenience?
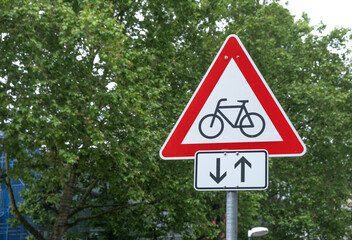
[194,150,268,191]
[182,59,282,144]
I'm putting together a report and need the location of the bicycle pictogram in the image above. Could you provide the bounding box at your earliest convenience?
[198,98,265,139]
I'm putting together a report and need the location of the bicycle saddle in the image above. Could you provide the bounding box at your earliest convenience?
[237,100,249,103]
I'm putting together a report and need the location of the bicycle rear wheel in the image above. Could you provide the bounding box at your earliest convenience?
[198,114,224,139]
[239,113,265,138]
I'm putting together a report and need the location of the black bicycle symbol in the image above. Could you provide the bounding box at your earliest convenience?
[198,98,265,139]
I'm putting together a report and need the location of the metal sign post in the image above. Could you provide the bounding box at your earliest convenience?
[194,150,268,240]
[160,34,306,239]
[226,191,238,240]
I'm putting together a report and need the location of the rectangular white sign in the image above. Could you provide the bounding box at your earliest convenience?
[194,150,268,191]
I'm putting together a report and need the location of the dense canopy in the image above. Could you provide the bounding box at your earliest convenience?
[0,0,351,239]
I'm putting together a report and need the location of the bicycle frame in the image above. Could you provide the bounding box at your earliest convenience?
[210,98,253,128]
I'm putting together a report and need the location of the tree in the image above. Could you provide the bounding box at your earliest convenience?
[224,2,352,239]
[1,0,351,239]
[0,0,227,239]
[0,0,153,239]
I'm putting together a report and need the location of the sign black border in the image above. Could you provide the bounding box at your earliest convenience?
[194,150,268,191]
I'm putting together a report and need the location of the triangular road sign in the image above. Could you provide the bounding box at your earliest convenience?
[160,35,306,159]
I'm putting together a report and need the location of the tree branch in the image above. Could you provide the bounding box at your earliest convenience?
[67,200,158,228]
[79,178,100,204]
[5,153,46,240]
[296,118,314,131]
[67,206,119,229]
[0,173,7,179]
[68,178,99,218]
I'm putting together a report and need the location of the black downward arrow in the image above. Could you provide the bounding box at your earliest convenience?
[234,156,252,182]
[210,158,227,184]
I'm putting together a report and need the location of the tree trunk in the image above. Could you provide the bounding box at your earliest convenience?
[50,167,79,240]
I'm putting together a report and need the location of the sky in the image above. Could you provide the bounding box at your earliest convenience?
[282,0,352,33]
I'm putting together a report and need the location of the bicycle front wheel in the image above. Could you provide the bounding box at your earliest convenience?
[239,112,265,138]
[198,114,224,139]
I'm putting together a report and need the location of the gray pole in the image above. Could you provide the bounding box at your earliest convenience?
[226,191,238,240]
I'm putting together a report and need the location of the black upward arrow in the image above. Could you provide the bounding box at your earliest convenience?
[210,158,227,184]
[234,156,252,182]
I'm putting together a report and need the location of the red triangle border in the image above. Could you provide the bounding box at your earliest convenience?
[160,35,306,159]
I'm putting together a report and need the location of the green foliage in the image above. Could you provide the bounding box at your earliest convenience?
[0,0,351,239]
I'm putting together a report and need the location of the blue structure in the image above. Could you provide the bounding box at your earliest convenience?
[0,132,29,240]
